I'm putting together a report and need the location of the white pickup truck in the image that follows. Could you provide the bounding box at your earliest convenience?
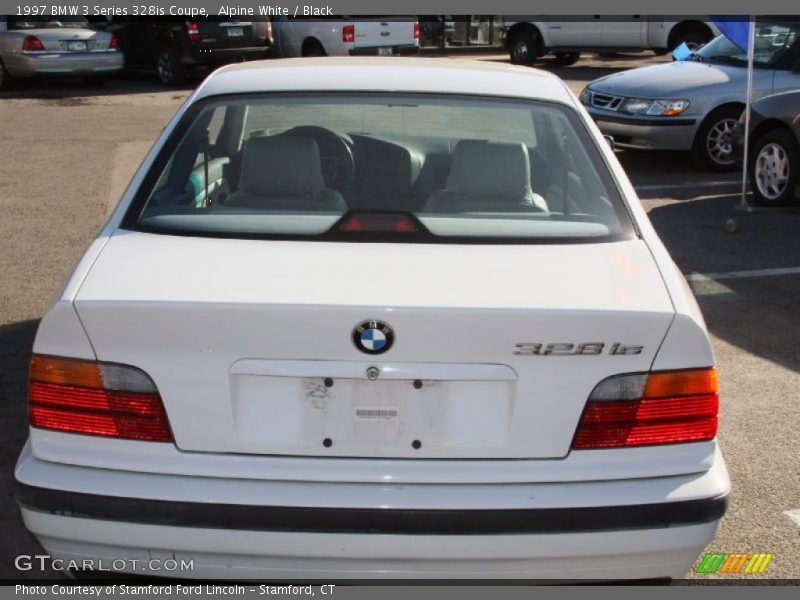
[272,16,419,57]
[505,17,719,66]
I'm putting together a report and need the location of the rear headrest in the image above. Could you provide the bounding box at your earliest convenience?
[448,140,532,199]
[240,135,326,196]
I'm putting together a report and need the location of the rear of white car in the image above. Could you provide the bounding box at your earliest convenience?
[15,58,728,580]
[273,17,419,57]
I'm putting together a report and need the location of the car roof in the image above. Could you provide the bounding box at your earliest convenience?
[194,57,575,105]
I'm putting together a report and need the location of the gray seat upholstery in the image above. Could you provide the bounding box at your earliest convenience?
[225,135,346,211]
[424,140,548,213]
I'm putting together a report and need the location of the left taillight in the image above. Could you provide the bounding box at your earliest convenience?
[109,34,120,50]
[572,368,719,449]
[28,355,173,442]
[413,21,420,41]
[22,35,46,53]
[186,21,201,43]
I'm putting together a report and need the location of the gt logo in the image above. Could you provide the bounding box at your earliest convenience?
[514,343,644,356]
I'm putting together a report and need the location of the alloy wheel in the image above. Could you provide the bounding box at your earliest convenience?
[755,142,790,201]
[512,40,528,64]
[705,117,738,165]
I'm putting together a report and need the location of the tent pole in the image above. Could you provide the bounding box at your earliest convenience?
[736,17,757,212]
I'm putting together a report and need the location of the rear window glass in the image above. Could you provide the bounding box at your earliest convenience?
[8,16,88,29]
[126,93,634,243]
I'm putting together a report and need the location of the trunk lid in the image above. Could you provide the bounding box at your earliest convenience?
[23,28,110,52]
[74,232,674,459]
[195,20,268,49]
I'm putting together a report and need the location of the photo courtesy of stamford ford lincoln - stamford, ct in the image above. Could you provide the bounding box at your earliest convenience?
[0,0,799,595]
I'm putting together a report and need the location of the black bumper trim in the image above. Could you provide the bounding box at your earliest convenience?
[15,482,727,535]
[587,113,697,127]
[348,45,420,56]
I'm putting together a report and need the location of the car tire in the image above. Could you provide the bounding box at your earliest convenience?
[749,128,800,206]
[552,52,580,66]
[509,30,540,66]
[156,47,186,86]
[0,59,11,90]
[692,106,742,172]
[302,40,326,57]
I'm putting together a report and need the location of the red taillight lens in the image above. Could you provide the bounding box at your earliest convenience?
[414,21,420,40]
[572,368,719,449]
[342,24,355,43]
[22,35,45,52]
[186,21,201,42]
[109,34,120,50]
[28,355,172,442]
[265,20,273,43]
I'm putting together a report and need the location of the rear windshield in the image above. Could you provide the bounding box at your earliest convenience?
[126,93,634,243]
[8,16,88,29]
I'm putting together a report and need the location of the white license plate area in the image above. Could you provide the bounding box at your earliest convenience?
[66,40,87,52]
[232,375,514,456]
[227,27,244,37]
[377,46,393,56]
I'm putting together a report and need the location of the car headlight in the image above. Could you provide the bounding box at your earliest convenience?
[621,98,690,116]
[578,87,591,105]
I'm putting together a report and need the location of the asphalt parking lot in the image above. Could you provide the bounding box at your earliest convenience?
[1,52,799,582]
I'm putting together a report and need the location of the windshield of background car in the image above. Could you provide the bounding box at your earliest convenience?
[126,93,634,243]
[696,22,800,67]
[8,16,88,29]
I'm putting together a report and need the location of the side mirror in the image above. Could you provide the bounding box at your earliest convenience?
[603,135,615,149]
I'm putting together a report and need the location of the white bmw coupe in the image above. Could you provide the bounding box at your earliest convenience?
[15,58,729,581]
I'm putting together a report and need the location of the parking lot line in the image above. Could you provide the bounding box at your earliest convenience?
[785,510,800,527]
[685,267,800,281]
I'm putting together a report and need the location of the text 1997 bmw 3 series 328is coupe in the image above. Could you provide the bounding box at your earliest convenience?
[14,58,729,581]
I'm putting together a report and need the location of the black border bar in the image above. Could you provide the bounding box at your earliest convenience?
[15,482,728,535]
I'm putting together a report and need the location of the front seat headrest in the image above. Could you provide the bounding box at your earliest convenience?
[240,135,326,197]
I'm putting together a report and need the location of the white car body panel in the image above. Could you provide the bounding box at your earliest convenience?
[19,58,727,579]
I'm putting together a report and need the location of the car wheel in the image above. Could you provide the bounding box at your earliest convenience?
[0,60,11,90]
[692,106,742,172]
[749,128,800,206]
[157,48,185,86]
[509,30,539,66]
[302,41,326,57]
[553,52,580,66]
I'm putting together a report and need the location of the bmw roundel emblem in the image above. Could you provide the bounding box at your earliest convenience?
[353,320,394,355]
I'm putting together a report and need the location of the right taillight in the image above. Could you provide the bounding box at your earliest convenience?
[28,355,173,442]
[342,24,355,43]
[572,368,719,449]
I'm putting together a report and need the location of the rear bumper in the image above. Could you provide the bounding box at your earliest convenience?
[6,52,124,78]
[348,44,420,56]
[14,440,729,579]
[586,108,700,151]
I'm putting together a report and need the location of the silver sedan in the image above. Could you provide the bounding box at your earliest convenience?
[580,21,800,171]
[0,16,123,88]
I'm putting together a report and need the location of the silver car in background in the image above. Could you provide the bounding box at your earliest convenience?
[0,16,123,89]
[580,21,800,171]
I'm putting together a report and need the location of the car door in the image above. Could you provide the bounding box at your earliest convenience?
[601,16,646,48]
[545,17,602,48]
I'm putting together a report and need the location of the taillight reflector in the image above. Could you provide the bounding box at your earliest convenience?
[28,355,172,442]
[414,21,420,40]
[342,24,355,43]
[572,368,719,449]
[109,34,120,50]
